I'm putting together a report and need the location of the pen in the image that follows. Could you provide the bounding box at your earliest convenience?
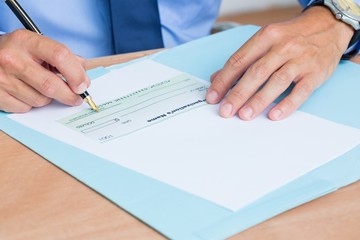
[5,0,100,112]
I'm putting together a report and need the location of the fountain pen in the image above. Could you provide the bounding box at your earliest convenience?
[5,0,100,112]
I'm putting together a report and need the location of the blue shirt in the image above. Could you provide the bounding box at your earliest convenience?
[0,0,221,58]
[1,0,358,58]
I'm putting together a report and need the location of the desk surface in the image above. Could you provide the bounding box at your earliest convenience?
[1,51,360,240]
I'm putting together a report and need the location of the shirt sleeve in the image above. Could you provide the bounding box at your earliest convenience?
[158,0,221,48]
[0,1,114,59]
[297,0,311,7]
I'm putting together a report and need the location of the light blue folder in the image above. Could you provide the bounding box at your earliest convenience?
[1,26,359,240]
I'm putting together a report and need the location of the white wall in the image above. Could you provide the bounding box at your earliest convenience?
[219,0,298,16]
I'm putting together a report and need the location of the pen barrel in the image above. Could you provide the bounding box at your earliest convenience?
[5,0,42,34]
[80,91,90,99]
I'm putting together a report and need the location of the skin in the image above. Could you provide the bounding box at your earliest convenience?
[206,6,355,121]
[0,6,356,116]
[0,29,90,113]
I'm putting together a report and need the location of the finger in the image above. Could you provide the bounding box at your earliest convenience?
[75,55,86,66]
[210,70,220,83]
[0,90,31,113]
[238,61,299,120]
[206,28,274,104]
[42,62,59,73]
[4,75,52,108]
[27,36,90,94]
[17,61,83,106]
[46,55,86,75]
[268,74,318,121]
[218,49,289,118]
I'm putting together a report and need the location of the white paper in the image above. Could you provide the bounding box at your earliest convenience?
[9,60,360,211]
[58,73,208,142]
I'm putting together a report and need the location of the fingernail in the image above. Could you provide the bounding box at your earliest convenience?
[76,82,87,94]
[240,106,253,120]
[271,109,282,120]
[220,102,233,118]
[206,90,218,103]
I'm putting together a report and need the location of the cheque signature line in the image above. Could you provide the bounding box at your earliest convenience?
[71,83,199,124]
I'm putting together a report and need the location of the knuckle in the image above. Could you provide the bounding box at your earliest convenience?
[282,98,296,111]
[251,94,267,108]
[10,29,31,42]
[228,53,247,69]
[213,76,228,90]
[296,82,313,98]
[52,45,71,64]
[261,24,281,39]
[40,75,55,95]
[250,63,269,79]
[0,48,26,73]
[272,70,292,86]
[0,49,16,68]
[229,89,248,103]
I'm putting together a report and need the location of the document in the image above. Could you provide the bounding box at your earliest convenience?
[8,60,360,211]
[58,73,207,142]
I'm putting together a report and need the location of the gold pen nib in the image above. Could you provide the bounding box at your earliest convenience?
[84,96,100,112]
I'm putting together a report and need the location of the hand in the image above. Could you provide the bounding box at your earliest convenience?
[206,7,354,121]
[0,29,90,113]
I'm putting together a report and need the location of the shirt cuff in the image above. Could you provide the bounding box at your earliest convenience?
[344,40,360,58]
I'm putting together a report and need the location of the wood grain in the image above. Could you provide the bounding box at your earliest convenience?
[85,49,162,69]
[217,6,302,26]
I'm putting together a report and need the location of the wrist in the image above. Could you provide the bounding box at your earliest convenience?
[302,6,354,52]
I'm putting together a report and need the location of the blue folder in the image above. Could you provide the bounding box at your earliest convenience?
[1,26,359,240]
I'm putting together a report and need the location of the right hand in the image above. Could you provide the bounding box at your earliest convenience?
[0,29,90,113]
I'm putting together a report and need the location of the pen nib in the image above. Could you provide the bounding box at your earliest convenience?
[84,96,100,112]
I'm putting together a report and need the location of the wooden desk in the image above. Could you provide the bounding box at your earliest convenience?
[1,51,360,240]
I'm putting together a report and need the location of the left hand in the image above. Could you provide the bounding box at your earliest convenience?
[206,6,354,121]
